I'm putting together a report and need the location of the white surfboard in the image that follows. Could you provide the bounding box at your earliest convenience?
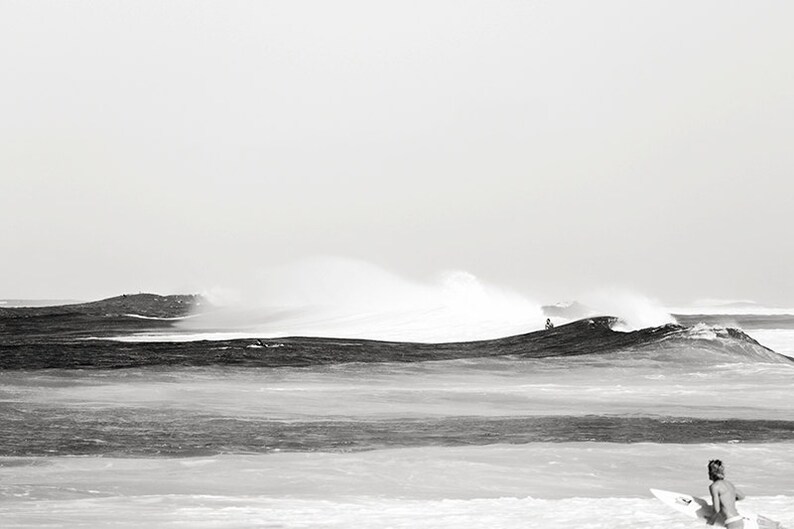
[650,489,782,529]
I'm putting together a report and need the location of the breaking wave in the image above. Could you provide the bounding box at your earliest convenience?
[181,257,546,342]
[3,315,790,369]
[179,257,677,342]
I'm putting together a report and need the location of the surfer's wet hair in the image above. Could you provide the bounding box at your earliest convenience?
[708,459,725,481]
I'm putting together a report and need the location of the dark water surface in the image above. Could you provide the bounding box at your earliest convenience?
[2,404,793,457]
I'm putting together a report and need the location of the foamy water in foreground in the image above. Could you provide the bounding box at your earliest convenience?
[2,445,793,528]
[5,496,793,529]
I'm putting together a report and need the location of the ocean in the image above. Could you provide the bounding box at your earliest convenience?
[1,299,792,528]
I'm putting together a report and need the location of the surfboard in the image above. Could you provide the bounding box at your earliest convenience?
[650,489,782,529]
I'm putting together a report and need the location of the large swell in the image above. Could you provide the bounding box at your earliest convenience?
[1,315,791,370]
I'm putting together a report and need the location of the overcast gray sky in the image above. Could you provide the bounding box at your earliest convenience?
[2,1,793,305]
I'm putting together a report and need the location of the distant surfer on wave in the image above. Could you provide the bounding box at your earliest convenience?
[545,318,554,330]
[707,459,745,528]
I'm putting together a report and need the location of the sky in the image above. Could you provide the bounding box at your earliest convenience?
[2,0,793,306]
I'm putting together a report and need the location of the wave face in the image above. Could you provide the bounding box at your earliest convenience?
[0,315,790,369]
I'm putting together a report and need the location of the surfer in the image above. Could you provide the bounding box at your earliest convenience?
[706,459,746,528]
[545,318,554,330]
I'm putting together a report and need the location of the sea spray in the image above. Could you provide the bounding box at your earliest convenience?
[579,287,675,330]
[181,256,545,342]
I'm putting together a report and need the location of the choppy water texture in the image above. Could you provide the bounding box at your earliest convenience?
[1,297,792,528]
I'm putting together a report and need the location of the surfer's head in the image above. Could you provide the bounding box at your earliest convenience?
[708,459,725,481]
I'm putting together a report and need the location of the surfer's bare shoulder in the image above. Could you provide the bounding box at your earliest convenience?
[711,479,743,500]
[710,479,745,500]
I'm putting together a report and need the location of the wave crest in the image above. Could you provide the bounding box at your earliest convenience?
[183,257,545,342]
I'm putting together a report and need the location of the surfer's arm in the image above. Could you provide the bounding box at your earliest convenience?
[707,485,722,525]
